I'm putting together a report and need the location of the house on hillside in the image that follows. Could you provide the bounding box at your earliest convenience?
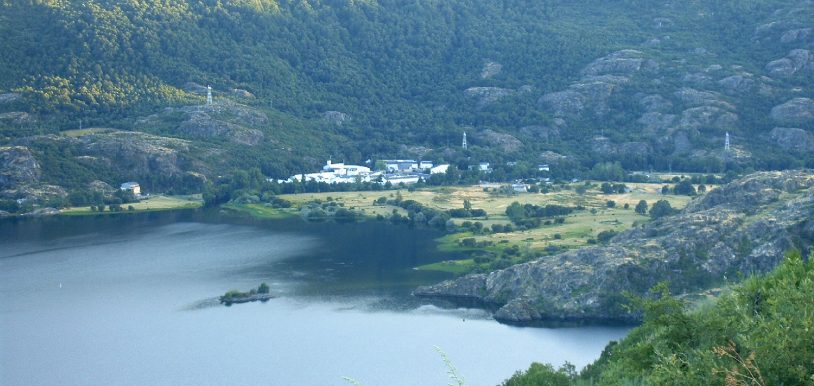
[120,182,141,195]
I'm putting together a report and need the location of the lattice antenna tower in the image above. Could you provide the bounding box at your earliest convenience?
[724,132,731,152]
[206,85,213,106]
[462,131,467,150]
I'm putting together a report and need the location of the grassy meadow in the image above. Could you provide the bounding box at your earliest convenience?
[266,182,696,274]
[61,194,203,215]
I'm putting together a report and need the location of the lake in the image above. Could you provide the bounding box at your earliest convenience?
[0,210,629,386]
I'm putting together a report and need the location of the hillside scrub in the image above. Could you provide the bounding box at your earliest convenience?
[503,250,814,385]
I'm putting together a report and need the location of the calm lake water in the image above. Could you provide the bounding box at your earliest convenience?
[0,210,629,386]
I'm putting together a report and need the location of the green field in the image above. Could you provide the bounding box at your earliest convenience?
[251,182,697,274]
[61,194,203,215]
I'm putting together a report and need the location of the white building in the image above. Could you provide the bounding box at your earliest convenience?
[419,161,433,170]
[538,164,550,172]
[478,162,491,172]
[383,159,419,172]
[382,174,420,185]
[430,164,450,174]
[120,182,141,195]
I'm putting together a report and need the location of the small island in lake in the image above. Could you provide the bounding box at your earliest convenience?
[219,282,274,306]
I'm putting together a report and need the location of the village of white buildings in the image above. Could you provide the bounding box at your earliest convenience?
[277,159,453,186]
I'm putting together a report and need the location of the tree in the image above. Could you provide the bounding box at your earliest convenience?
[606,200,616,208]
[673,180,696,196]
[463,199,472,210]
[635,200,648,215]
[650,200,675,219]
[258,282,270,294]
[661,185,671,195]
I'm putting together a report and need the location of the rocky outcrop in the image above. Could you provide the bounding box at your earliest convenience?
[766,49,813,78]
[717,75,755,94]
[80,131,192,177]
[771,98,814,126]
[0,146,40,189]
[0,112,34,125]
[769,127,814,152]
[479,129,523,153]
[141,103,267,146]
[0,93,21,104]
[678,106,738,133]
[323,111,350,126]
[464,87,515,106]
[481,60,502,79]
[582,49,645,76]
[416,171,814,324]
[178,111,264,146]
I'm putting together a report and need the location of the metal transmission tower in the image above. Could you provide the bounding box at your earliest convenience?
[724,132,731,152]
[206,85,213,106]
[462,132,467,150]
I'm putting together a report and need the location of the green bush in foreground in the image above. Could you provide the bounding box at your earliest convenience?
[504,250,814,385]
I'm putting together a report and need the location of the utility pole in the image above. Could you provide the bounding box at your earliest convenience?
[462,131,467,150]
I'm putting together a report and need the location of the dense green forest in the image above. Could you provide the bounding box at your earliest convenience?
[503,250,814,385]
[1,0,813,196]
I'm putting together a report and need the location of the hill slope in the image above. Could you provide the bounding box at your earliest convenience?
[1,1,814,197]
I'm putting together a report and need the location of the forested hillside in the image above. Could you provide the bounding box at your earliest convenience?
[1,0,814,201]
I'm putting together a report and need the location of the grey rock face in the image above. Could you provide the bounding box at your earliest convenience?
[0,112,34,125]
[323,111,350,126]
[582,49,644,76]
[771,98,814,126]
[679,106,738,132]
[780,28,813,44]
[770,127,814,152]
[766,49,812,77]
[179,111,264,146]
[0,146,41,190]
[674,88,724,108]
[718,75,755,94]
[519,125,561,142]
[416,171,814,324]
[638,112,677,134]
[480,129,523,153]
[464,87,515,106]
[0,93,21,104]
[481,60,503,79]
[81,131,191,178]
[540,90,585,118]
[639,94,673,112]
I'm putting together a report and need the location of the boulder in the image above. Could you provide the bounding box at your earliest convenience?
[780,28,813,45]
[769,127,814,152]
[766,49,812,78]
[718,75,755,94]
[771,98,814,126]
